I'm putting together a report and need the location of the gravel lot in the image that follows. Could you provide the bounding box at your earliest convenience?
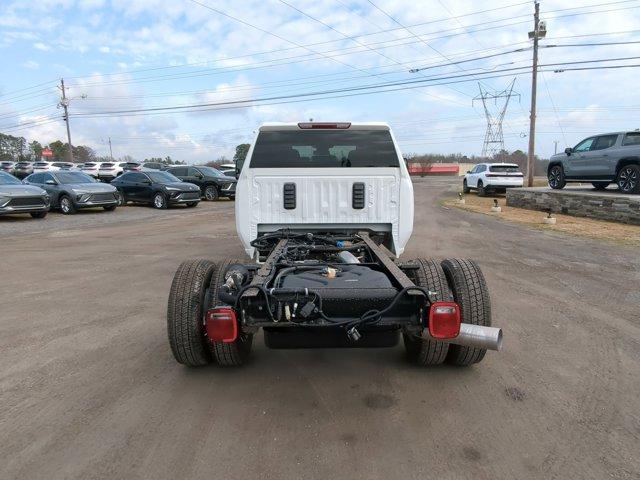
[1,177,638,480]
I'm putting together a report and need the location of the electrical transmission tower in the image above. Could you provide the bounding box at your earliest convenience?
[473,79,519,161]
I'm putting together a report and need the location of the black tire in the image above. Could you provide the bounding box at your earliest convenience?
[462,179,470,194]
[103,205,117,212]
[207,258,253,366]
[548,165,566,189]
[186,202,198,208]
[402,259,453,366]
[204,185,219,201]
[117,190,126,206]
[153,192,168,209]
[591,182,609,190]
[167,259,217,366]
[59,195,76,214]
[441,259,492,366]
[616,164,640,194]
[30,211,47,219]
[477,180,486,197]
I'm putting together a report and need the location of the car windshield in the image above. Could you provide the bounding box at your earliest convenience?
[489,165,520,173]
[197,166,224,177]
[147,171,180,183]
[0,172,21,185]
[250,129,399,168]
[56,172,96,184]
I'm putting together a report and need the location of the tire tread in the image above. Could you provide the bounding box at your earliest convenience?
[207,258,253,366]
[441,259,491,366]
[167,259,216,366]
[403,258,452,366]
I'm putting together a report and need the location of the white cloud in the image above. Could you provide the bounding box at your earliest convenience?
[21,60,39,69]
[33,42,50,51]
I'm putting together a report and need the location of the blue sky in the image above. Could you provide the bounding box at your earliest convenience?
[1,0,640,163]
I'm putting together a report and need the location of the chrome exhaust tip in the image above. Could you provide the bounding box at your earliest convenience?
[448,323,503,351]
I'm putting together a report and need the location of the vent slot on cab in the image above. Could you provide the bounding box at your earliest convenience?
[352,182,365,209]
[283,183,296,210]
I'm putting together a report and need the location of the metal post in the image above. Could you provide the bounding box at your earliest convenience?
[59,78,74,162]
[526,2,540,187]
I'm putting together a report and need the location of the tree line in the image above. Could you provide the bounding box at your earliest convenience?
[405,149,550,175]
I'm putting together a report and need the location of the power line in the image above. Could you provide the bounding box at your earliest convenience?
[67,58,640,119]
[61,1,534,82]
[540,72,567,146]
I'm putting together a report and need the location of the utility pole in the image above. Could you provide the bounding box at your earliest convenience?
[554,140,559,154]
[526,2,545,187]
[108,137,114,160]
[58,78,74,163]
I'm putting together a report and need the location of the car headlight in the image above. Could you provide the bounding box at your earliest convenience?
[164,186,181,191]
[75,192,91,202]
[0,196,10,207]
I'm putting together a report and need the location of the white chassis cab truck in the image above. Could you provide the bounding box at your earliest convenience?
[167,122,502,367]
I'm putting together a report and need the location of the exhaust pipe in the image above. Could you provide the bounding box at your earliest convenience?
[448,323,503,351]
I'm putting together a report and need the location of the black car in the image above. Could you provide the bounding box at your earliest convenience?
[165,165,236,201]
[24,171,119,214]
[0,171,50,218]
[141,162,168,171]
[111,171,201,209]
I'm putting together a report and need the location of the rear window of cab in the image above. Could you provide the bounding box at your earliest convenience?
[489,165,520,173]
[249,130,399,168]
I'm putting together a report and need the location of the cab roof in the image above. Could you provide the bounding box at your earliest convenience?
[258,122,391,131]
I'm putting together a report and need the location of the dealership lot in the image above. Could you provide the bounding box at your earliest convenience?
[1,177,638,479]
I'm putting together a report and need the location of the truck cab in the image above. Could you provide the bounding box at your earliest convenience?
[236,122,413,259]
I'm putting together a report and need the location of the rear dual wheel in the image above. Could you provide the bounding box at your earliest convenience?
[404,258,492,367]
[403,259,453,366]
[167,258,253,367]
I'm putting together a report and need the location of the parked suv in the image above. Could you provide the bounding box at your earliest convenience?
[166,165,236,200]
[24,171,118,214]
[111,170,201,208]
[548,131,640,194]
[0,171,50,218]
[1,161,16,174]
[13,161,34,179]
[98,161,125,181]
[81,162,103,177]
[463,163,524,196]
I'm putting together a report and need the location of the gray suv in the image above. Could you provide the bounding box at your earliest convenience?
[548,131,640,194]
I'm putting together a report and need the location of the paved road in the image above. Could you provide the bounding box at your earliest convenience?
[1,177,638,480]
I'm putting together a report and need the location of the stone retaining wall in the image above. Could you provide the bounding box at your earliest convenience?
[506,188,640,225]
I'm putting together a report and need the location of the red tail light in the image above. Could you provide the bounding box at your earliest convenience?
[205,307,238,343]
[428,302,461,339]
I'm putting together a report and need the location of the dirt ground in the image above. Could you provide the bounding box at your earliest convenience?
[1,177,638,480]
[445,193,640,247]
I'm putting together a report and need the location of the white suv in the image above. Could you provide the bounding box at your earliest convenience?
[81,162,104,178]
[463,162,524,196]
[98,162,125,181]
